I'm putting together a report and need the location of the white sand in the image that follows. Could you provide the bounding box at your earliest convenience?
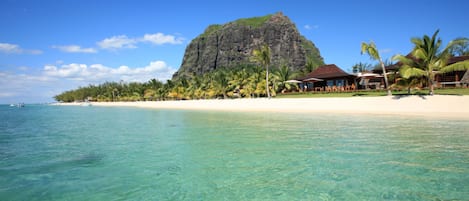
[56,95,469,119]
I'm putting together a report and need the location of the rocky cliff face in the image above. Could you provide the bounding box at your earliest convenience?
[173,12,324,79]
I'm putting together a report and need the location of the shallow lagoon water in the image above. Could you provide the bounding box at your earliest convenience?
[1,104,468,200]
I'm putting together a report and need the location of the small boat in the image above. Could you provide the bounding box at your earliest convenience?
[10,103,25,107]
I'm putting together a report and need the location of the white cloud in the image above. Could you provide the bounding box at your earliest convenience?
[43,60,176,83]
[0,71,53,103]
[0,43,21,53]
[97,35,137,50]
[304,24,319,30]
[97,33,185,50]
[0,43,42,54]
[0,92,16,98]
[18,66,30,71]
[0,60,177,103]
[43,63,88,78]
[142,33,184,45]
[52,45,97,53]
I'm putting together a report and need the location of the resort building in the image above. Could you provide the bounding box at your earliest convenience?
[435,56,469,87]
[289,56,468,93]
[374,55,469,88]
[298,64,357,92]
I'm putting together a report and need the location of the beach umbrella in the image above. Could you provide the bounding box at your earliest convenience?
[356,72,382,78]
[285,80,303,83]
[302,77,324,82]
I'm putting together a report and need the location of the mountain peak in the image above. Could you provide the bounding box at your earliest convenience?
[173,13,324,79]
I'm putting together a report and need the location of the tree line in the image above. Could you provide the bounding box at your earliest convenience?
[54,64,303,102]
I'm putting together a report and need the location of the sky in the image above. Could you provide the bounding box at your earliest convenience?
[1,0,468,103]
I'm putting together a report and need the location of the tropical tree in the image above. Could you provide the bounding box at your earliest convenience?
[229,67,251,98]
[449,38,469,56]
[361,41,392,95]
[390,77,426,95]
[352,62,373,73]
[393,30,469,95]
[252,44,272,98]
[303,58,318,75]
[211,69,230,99]
[273,64,298,93]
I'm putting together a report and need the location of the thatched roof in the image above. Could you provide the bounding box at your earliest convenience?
[302,64,352,79]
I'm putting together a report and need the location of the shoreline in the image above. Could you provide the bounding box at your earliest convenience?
[54,95,469,119]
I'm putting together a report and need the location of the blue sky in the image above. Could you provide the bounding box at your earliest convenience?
[1,0,468,103]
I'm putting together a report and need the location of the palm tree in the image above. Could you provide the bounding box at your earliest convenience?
[252,44,272,98]
[449,38,469,56]
[303,59,318,75]
[391,77,426,95]
[352,62,373,73]
[273,64,298,93]
[393,30,469,95]
[212,69,230,99]
[361,41,392,96]
[229,68,250,98]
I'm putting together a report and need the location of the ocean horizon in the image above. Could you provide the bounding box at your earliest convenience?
[1,104,468,200]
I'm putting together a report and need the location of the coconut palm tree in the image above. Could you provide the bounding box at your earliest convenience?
[302,58,318,75]
[393,30,469,95]
[449,38,469,56]
[352,62,373,73]
[361,41,392,96]
[391,77,426,95]
[252,44,272,98]
[211,69,230,99]
[273,64,298,93]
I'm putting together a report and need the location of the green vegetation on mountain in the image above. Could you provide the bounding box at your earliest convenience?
[233,14,272,27]
[174,12,324,79]
[200,24,222,37]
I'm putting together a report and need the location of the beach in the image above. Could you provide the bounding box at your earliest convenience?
[56,95,469,118]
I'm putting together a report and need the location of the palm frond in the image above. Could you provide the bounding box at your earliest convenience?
[413,48,427,60]
[392,54,410,64]
[439,60,469,73]
[442,38,469,55]
[361,41,380,60]
[400,65,426,78]
[411,37,423,47]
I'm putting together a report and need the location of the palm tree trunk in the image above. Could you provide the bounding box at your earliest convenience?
[427,69,435,95]
[428,77,434,95]
[266,65,271,98]
[380,61,392,96]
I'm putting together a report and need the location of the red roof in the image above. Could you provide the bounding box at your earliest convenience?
[303,64,351,79]
[448,56,469,65]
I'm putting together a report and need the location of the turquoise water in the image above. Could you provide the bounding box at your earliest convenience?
[1,104,469,200]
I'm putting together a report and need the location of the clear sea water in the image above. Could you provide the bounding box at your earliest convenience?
[1,104,469,200]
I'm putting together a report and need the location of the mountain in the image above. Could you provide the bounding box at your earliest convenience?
[173,12,324,79]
